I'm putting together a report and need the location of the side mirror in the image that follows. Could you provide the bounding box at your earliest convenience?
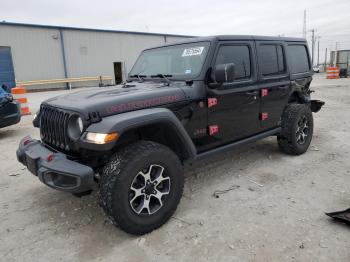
[214,63,235,83]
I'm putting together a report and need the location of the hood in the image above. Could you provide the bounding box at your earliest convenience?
[43,82,188,119]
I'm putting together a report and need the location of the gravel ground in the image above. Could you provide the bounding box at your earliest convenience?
[1,74,350,262]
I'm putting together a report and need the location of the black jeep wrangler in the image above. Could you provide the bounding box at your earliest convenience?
[17,36,324,235]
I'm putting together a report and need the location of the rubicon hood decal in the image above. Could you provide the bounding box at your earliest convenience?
[43,82,188,118]
[105,94,185,114]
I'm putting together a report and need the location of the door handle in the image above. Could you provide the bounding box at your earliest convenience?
[245,91,258,104]
[245,91,258,96]
[278,85,289,90]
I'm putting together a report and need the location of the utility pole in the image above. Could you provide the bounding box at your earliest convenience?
[334,41,339,66]
[317,40,319,65]
[324,47,327,68]
[309,29,315,66]
[317,36,321,66]
[302,10,307,38]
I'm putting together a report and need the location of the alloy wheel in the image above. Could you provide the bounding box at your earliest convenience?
[129,164,171,215]
[296,115,309,145]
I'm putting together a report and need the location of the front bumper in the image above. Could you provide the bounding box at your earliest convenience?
[16,136,94,193]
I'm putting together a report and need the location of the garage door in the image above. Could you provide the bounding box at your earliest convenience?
[0,47,16,90]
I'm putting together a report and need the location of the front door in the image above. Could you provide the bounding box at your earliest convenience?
[205,41,260,150]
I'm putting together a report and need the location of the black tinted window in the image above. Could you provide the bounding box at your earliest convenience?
[259,44,285,76]
[287,45,310,74]
[215,45,251,80]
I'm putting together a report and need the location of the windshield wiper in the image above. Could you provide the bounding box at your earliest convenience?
[151,74,172,85]
[129,74,146,82]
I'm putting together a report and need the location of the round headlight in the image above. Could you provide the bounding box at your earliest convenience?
[68,115,84,140]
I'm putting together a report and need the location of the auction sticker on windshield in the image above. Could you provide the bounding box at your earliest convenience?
[182,47,204,57]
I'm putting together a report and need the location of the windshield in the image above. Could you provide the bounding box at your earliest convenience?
[129,41,210,79]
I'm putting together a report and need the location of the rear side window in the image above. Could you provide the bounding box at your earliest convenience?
[215,45,251,80]
[259,44,285,76]
[287,45,310,74]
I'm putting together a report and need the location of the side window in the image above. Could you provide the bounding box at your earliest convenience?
[277,46,285,72]
[215,45,251,80]
[259,44,285,76]
[287,45,310,74]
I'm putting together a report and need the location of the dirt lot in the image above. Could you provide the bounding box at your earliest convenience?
[1,74,350,262]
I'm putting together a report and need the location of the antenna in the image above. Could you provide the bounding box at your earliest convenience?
[302,10,307,38]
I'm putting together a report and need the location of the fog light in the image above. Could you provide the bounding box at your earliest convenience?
[85,132,118,144]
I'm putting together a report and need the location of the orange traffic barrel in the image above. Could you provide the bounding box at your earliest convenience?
[11,86,31,115]
[326,67,340,79]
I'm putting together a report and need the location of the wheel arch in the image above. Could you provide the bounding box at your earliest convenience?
[288,91,305,104]
[85,108,197,161]
[287,91,324,113]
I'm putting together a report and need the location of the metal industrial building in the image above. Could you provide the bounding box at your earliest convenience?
[329,50,350,77]
[0,22,191,90]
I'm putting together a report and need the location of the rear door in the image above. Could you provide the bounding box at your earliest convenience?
[204,41,260,150]
[256,42,290,130]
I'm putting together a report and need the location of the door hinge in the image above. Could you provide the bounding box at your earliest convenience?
[260,88,268,97]
[208,98,218,108]
[260,112,268,121]
[208,125,219,135]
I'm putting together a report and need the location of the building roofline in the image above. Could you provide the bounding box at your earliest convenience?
[0,21,194,38]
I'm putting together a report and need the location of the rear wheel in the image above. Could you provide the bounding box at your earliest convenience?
[278,103,314,155]
[99,140,184,235]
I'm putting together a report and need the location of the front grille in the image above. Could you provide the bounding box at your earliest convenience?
[40,105,71,151]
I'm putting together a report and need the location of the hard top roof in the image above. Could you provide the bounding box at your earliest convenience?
[147,35,306,49]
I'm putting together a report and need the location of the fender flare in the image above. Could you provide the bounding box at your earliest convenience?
[82,108,197,159]
[287,91,324,112]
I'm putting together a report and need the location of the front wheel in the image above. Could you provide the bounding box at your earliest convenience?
[277,103,314,155]
[99,140,184,235]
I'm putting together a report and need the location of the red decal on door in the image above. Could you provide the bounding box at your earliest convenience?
[208,125,219,136]
[260,112,268,121]
[260,89,268,97]
[208,98,218,108]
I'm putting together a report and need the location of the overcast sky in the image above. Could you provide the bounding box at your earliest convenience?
[2,0,350,63]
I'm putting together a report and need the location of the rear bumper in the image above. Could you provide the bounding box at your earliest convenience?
[16,136,94,193]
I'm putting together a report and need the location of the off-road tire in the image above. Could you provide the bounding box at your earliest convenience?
[99,140,184,235]
[277,103,314,155]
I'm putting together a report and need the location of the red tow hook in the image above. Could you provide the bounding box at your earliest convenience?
[23,137,31,146]
[47,153,54,162]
